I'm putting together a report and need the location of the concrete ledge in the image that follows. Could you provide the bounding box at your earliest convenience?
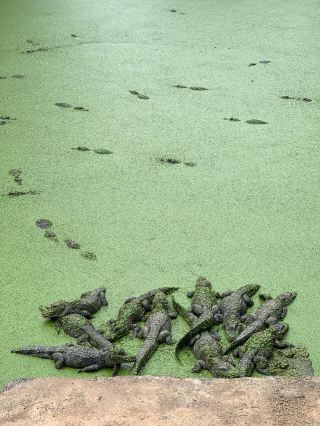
[0,377,319,425]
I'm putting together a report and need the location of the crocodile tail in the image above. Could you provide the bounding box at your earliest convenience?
[11,345,58,355]
[175,315,213,363]
[172,298,193,326]
[224,320,264,354]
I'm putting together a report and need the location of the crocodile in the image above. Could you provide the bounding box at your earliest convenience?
[173,278,222,359]
[174,299,238,377]
[258,346,314,377]
[40,288,107,320]
[225,291,296,353]
[219,284,260,342]
[192,331,240,378]
[237,323,290,377]
[56,314,113,349]
[11,344,135,372]
[104,287,178,342]
[132,292,174,374]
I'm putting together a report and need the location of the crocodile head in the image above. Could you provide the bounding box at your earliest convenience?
[195,276,212,290]
[39,301,69,319]
[151,291,169,312]
[278,292,297,306]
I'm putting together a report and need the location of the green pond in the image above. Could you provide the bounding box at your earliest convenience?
[0,0,319,387]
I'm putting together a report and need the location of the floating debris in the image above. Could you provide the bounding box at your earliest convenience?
[93,149,113,155]
[0,76,8,79]
[35,219,52,229]
[169,9,177,12]
[81,251,97,261]
[248,63,257,67]
[11,74,26,79]
[71,34,79,38]
[184,162,196,167]
[172,84,188,89]
[71,146,91,151]
[259,60,271,64]
[223,117,241,122]
[137,94,149,99]
[55,102,73,108]
[246,119,268,125]
[65,240,80,249]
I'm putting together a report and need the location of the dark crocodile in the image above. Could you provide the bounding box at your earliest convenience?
[238,323,290,377]
[225,291,296,353]
[192,331,239,378]
[219,284,260,343]
[56,314,113,349]
[104,287,178,342]
[40,288,107,319]
[132,292,173,374]
[174,277,222,359]
[11,344,134,372]
[174,299,238,377]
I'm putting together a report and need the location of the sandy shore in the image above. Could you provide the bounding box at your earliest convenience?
[1,376,319,425]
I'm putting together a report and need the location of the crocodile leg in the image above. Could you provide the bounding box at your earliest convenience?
[78,364,100,372]
[52,353,65,369]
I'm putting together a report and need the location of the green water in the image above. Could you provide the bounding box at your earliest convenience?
[0,0,319,386]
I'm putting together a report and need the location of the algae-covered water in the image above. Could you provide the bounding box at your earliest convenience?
[0,0,319,386]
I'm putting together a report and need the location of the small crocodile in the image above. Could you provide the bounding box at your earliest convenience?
[104,287,178,342]
[219,284,260,342]
[238,323,290,377]
[132,292,174,374]
[225,291,296,353]
[11,344,135,372]
[40,288,108,319]
[174,277,222,359]
[56,314,113,349]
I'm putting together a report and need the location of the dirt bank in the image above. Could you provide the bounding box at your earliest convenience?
[0,377,319,425]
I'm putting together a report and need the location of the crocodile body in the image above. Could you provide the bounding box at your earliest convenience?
[132,292,173,374]
[174,278,221,359]
[11,344,135,372]
[56,314,113,349]
[40,288,107,319]
[219,284,260,342]
[104,287,178,342]
[225,292,296,353]
[238,323,289,377]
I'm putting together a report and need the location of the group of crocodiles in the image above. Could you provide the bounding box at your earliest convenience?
[12,279,314,377]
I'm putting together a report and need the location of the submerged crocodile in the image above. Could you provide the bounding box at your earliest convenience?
[219,284,260,342]
[56,314,113,349]
[12,344,135,372]
[238,323,290,377]
[104,287,178,342]
[132,292,174,374]
[173,277,222,358]
[225,292,296,353]
[40,288,107,319]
